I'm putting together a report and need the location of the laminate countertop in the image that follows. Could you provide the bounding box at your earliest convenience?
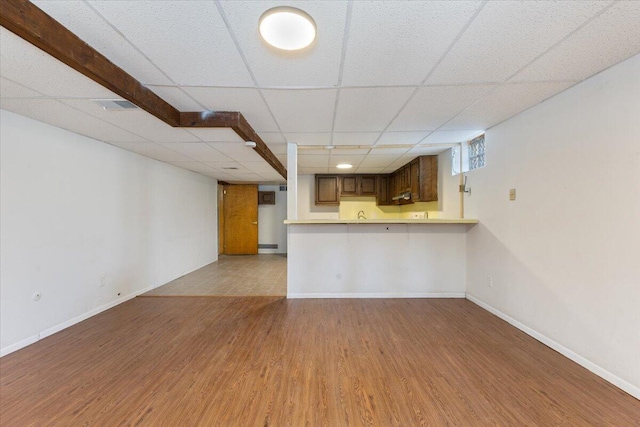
[284,218,478,225]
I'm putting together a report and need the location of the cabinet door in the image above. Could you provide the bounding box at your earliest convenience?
[316,175,340,205]
[360,175,377,196]
[340,175,358,196]
[410,160,420,200]
[403,165,411,191]
[418,156,438,202]
[377,175,391,205]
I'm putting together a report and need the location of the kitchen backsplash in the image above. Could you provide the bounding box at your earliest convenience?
[339,197,440,220]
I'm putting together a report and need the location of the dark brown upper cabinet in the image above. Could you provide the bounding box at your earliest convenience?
[410,156,438,202]
[315,175,340,205]
[377,175,391,206]
[340,175,377,197]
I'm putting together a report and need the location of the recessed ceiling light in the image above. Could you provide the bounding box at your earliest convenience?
[336,163,352,169]
[259,6,316,51]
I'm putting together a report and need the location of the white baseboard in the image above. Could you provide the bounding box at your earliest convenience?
[466,293,640,401]
[287,292,466,299]
[1,285,153,357]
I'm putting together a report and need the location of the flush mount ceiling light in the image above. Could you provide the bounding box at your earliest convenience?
[259,6,316,51]
[336,163,352,169]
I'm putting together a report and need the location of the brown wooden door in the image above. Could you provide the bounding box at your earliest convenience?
[223,185,258,254]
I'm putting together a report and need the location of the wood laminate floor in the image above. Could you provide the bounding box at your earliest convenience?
[1,297,638,426]
[144,254,287,297]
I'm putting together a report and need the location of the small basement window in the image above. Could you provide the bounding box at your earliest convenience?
[452,133,485,175]
[468,134,485,170]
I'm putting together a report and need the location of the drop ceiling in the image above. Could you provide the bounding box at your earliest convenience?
[1,0,639,180]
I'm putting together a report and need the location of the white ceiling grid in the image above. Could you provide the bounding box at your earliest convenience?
[0,0,638,182]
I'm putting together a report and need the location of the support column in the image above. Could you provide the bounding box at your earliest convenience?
[287,142,298,220]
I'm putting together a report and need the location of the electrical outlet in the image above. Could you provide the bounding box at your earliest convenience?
[487,276,493,288]
[509,188,516,201]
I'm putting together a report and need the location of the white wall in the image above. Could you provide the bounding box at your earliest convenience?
[465,53,640,398]
[1,110,218,355]
[438,149,462,219]
[258,185,287,254]
[288,223,468,298]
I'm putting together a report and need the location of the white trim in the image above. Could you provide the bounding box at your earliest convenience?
[1,285,153,357]
[287,292,466,299]
[466,293,640,400]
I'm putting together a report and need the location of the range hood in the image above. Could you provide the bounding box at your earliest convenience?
[392,191,412,201]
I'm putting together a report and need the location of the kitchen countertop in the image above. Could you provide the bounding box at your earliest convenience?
[284,218,478,225]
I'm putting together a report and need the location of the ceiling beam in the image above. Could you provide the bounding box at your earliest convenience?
[0,0,286,179]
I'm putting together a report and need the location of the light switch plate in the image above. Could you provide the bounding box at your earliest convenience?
[509,188,516,201]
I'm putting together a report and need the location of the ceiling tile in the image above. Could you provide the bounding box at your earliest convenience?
[0,28,117,99]
[511,2,640,83]
[442,81,575,130]
[331,148,370,155]
[0,77,43,98]
[334,87,414,132]
[109,142,193,162]
[369,146,411,155]
[298,154,329,168]
[0,98,146,143]
[147,86,205,111]
[182,87,280,132]
[166,161,218,175]
[186,128,244,143]
[329,154,366,168]
[299,167,329,175]
[220,1,348,87]
[259,132,286,144]
[388,85,494,131]
[59,98,200,142]
[358,155,399,168]
[32,0,172,85]
[342,1,482,86]
[224,172,263,181]
[332,132,380,146]
[157,143,233,162]
[89,1,253,86]
[407,146,448,156]
[207,142,265,162]
[262,89,337,132]
[285,133,331,146]
[265,143,287,155]
[421,130,485,145]
[240,162,278,174]
[427,1,612,84]
[376,131,429,145]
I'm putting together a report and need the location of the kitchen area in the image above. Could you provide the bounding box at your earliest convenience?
[286,148,478,298]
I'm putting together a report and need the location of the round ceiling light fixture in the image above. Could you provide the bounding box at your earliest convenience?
[259,6,316,51]
[336,163,353,169]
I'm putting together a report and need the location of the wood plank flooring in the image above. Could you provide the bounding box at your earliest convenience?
[143,255,287,297]
[1,297,638,426]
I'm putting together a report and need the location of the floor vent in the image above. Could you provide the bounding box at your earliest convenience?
[259,244,278,249]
